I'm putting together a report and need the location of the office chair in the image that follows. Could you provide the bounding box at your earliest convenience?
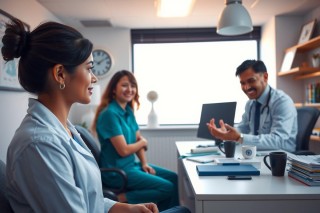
[0,160,14,213]
[294,107,320,155]
[74,125,128,201]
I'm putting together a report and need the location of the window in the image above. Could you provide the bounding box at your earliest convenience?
[132,28,260,126]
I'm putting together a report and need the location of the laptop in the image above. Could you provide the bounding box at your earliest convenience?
[197,102,237,145]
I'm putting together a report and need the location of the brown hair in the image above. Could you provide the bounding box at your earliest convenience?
[91,70,140,132]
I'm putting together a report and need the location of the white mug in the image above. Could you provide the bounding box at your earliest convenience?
[242,145,257,159]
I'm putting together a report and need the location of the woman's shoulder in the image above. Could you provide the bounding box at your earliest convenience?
[8,119,70,168]
[100,105,117,116]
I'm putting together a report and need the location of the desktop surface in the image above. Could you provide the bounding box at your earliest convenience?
[176,141,320,213]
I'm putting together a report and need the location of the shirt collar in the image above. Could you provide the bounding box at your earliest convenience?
[110,100,132,116]
[27,98,71,142]
[257,85,270,106]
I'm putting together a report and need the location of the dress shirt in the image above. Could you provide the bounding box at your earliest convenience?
[6,98,116,213]
[236,85,297,152]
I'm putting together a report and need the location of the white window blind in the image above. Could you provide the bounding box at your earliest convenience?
[133,40,258,125]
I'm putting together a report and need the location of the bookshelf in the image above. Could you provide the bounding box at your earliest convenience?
[278,35,320,79]
[279,35,320,109]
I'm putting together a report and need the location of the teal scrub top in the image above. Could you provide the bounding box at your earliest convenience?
[97,100,139,170]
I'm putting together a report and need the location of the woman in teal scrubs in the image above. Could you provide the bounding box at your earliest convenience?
[92,70,180,211]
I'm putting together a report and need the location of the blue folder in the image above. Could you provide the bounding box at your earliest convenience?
[196,164,260,176]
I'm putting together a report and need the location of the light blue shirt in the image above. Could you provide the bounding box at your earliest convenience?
[236,86,297,152]
[6,98,116,213]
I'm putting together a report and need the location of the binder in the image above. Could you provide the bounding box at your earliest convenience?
[196,164,260,176]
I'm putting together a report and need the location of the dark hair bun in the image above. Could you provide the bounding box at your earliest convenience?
[1,18,30,61]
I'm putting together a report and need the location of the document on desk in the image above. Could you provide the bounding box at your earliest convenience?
[186,155,216,163]
[190,146,219,154]
[196,164,260,176]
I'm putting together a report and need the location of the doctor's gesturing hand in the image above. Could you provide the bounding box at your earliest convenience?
[207,118,241,143]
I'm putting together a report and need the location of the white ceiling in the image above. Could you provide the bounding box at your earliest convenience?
[36,0,320,29]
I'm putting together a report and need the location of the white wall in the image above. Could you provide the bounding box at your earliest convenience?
[0,0,132,162]
[0,0,61,162]
[274,15,305,103]
[1,1,320,163]
[260,17,276,88]
[69,27,131,125]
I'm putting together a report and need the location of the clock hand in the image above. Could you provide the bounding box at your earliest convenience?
[96,58,108,65]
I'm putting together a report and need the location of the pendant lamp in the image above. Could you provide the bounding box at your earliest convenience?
[217,0,253,36]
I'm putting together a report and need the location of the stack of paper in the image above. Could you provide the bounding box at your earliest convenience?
[287,155,320,186]
[190,147,219,154]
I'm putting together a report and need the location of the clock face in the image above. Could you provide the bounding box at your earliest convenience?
[92,49,112,77]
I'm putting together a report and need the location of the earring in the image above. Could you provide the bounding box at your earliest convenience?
[59,83,65,90]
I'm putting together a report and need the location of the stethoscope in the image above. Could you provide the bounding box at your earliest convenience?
[248,87,272,121]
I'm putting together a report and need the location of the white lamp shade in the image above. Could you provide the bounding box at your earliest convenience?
[217,2,253,36]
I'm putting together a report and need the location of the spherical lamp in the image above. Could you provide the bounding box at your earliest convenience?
[147,91,159,128]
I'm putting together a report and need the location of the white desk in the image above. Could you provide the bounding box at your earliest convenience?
[176,141,320,213]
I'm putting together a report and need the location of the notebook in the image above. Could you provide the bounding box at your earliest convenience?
[196,164,260,176]
[197,102,237,144]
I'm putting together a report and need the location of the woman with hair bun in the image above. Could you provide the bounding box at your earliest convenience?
[2,17,161,213]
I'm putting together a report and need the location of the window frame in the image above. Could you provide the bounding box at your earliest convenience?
[131,27,261,126]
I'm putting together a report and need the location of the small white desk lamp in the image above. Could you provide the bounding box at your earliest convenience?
[147,90,159,128]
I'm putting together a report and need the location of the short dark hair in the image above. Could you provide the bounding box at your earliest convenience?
[1,18,93,93]
[235,59,267,76]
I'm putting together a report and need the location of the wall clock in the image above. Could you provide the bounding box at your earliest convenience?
[92,49,113,77]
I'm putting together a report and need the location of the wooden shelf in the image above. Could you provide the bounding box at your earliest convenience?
[278,67,319,77]
[310,135,320,142]
[294,71,320,80]
[278,35,320,80]
[294,103,320,108]
[286,36,320,52]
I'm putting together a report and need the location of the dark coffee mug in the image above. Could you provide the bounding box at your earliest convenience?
[263,152,287,176]
[218,141,236,158]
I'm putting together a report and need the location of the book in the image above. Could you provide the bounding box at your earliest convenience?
[215,158,261,169]
[186,155,216,164]
[214,158,240,165]
[196,164,260,176]
[287,154,320,186]
[288,171,320,186]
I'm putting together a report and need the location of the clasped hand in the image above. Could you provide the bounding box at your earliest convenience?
[142,164,156,175]
[138,136,148,151]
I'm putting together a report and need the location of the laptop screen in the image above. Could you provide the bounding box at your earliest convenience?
[197,102,237,145]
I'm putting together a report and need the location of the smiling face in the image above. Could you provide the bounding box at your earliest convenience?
[239,67,268,100]
[113,75,137,107]
[65,54,97,104]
